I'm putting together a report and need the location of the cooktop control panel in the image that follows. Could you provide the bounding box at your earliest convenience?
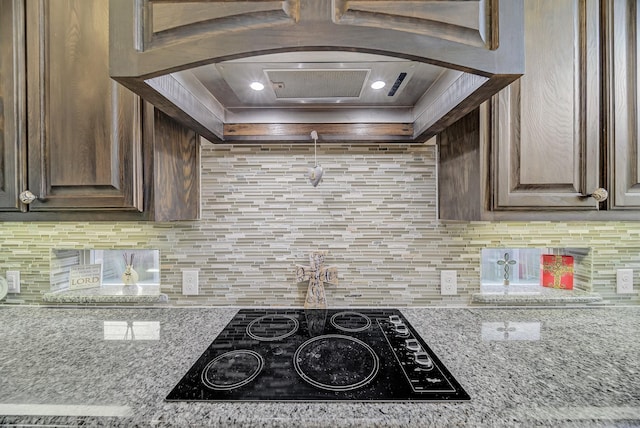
[378,317,455,393]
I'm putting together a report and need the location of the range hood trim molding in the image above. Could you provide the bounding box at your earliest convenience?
[110,0,525,143]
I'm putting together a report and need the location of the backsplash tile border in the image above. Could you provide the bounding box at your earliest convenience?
[0,143,638,307]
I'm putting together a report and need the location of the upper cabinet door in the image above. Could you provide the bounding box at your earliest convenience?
[607,0,640,209]
[0,0,26,211]
[492,0,600,210]
[25,0,142,211]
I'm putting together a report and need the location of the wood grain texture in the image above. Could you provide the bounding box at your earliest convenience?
[145,73,224,142]
[606,0,640,209]
[111,0,523,76]
[0,1,202,221]
[413,72,488,139]
[26,0,143,211]
[145,0,301,51]
[145,105,200,221]
[437,108,482,221]
[492,0,599,210]
[223,123,413,140]
[0,100,201,221]
[520,0,575,185]
[151,1,286,33]
[0,0,26,212]
[335,0,491,48]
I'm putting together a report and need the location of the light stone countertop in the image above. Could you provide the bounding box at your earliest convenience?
[471,285,603,305]
[41,284,168,304]
[0,305,638,427]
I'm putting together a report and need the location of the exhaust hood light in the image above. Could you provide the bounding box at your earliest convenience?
[370,80,386,90]
[250,82,265,91]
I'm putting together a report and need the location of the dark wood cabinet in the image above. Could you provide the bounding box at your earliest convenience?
[605,0,640,210]
[0,0,199,220]
[0,0,25,212]
[491,0,600,212]
[25,0,143,212]
[439,0,640,221]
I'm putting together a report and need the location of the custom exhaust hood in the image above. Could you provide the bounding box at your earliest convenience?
[109,0,524,143]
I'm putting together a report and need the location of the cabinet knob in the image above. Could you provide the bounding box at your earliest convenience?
[19,190,39,204]
[586,188,608,202]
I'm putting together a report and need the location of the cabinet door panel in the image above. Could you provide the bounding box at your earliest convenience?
[0,0,25,211]
[609,0,640,208]
[493,0,599,210]
[26,0,142,211]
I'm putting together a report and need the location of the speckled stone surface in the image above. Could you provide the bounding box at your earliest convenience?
[0,306,638,427]
[41,285,168,304]
[472,285,603,305]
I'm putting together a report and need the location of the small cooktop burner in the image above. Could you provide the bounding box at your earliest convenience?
[330,311,372,332]
[167,309,469,402]
[246,314,299,341]
[201,350,264,390]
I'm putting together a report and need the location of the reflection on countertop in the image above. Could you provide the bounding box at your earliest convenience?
[103,321,161,340]
[0,306,639,427]
[481,321,542,341]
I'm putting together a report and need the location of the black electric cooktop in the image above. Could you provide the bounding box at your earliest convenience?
[166,308,469,402]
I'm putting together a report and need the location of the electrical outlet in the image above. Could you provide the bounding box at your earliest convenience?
[441,270,457,295]
[6,271,20,293]
[182,269,199,295]
[617,269,634,294]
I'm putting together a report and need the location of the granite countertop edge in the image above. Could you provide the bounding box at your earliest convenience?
[41,289,169,304]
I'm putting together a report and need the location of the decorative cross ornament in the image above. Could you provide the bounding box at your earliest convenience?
[496,253,517,285]
[542,256,574,288]
[294,251,338,309]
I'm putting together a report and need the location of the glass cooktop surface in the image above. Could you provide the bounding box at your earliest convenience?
[166,308,470,402]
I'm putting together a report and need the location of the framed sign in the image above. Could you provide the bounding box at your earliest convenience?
[69,264,103,290]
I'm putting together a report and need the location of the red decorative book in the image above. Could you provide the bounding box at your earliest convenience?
[541,255,574,289]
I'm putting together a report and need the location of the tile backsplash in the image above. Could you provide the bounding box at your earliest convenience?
[1,143,639,306]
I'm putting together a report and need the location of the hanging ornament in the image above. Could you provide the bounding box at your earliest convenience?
[307,130,323,187]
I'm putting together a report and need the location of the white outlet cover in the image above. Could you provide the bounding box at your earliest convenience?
[182,269,199,296]
[616,269,634,294]
[6,271,20,293]
[440,270,457,295]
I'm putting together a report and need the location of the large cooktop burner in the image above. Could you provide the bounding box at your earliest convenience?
[166,309,469,402]
[294,334,379,391]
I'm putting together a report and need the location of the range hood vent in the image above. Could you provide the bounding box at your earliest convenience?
[110,0,525,143]
[387,73,407,97]
[266,69,369,99]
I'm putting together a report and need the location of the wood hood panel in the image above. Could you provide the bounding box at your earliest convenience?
[109,0,525,143]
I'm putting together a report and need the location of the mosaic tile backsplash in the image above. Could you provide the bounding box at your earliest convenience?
[1,143,639,306]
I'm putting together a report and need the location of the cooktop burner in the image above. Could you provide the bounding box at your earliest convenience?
[166,309,469,402]
[294,334,379,391]
[246,314,299,341]
[330,311,372,332]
